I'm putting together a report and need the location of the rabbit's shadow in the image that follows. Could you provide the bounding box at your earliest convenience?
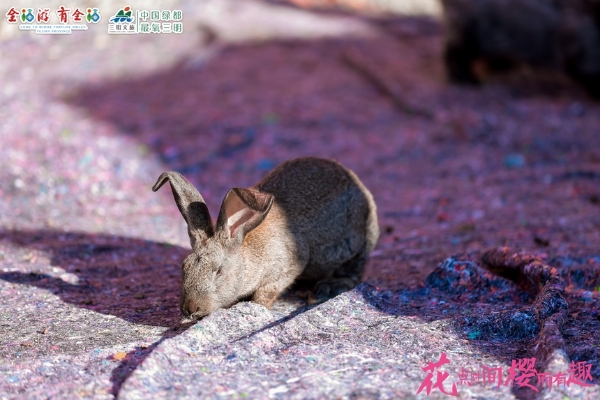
[0,229,197,394]
[0,229,187,327]
[0,228,317,394]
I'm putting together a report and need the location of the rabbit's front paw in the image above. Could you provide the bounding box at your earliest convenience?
[308,277,356,304]
[252,286,280,309]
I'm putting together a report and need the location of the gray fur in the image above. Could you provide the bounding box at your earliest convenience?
[442,0,600,98]
[152,157,380,319]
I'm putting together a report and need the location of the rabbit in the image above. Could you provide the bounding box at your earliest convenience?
[441,0,600,98]
[152,157,379,319]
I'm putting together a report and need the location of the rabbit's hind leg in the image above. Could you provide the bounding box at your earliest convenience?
[308,249,366,304]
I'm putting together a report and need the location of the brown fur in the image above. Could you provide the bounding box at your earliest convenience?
[152,157,379,319]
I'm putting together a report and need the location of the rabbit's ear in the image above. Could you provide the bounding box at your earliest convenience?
[153,172,214,247]
[216,188,274,239]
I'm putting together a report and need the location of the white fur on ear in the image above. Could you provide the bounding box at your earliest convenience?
[227,208,256,238]
[224,192,256,238]
[218,188,273,239]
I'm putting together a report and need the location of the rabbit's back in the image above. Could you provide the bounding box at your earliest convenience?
[257,157,379,280]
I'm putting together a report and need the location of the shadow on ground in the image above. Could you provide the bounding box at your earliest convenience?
[0,229,197,393]
[62,17,588,186]
[0,229,186,327]
[60,19,445,191]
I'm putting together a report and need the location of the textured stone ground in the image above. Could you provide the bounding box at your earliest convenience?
[1,0,599,399]
[120,289,513,400]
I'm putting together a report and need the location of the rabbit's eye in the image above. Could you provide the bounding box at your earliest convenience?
[216,267,222,277]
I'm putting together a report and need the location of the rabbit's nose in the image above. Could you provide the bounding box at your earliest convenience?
[181,299,201,317]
